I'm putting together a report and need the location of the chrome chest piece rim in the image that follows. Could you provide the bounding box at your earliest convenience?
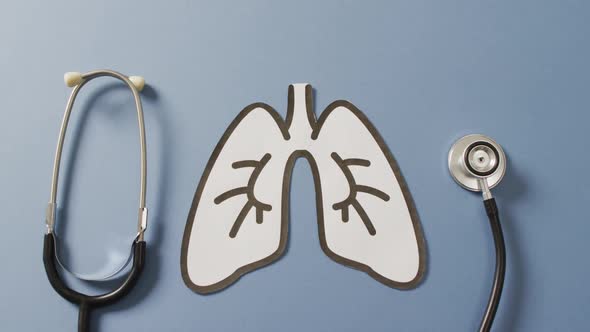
[448,134,506,192]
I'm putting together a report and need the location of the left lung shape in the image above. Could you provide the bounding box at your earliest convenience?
[181,84,426,294]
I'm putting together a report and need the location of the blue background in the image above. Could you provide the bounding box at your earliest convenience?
[1,1,589,331]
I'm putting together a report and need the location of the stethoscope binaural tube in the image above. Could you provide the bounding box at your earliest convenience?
[448,134,507,332]
[43,70,149,332]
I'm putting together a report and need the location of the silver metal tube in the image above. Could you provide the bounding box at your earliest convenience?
[478,178,493,200]
[46,69,147,238]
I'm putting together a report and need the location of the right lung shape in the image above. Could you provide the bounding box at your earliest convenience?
[181,84,426,294]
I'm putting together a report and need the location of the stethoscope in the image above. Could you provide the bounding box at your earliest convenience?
[448,134,507,332]
[43,70,148,332]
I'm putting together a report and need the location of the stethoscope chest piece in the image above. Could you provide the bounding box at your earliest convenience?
[448,134,507,332]
[448,134,506,192]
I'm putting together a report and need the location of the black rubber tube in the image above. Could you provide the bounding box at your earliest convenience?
[479,198,506,332]
[78,302,90,332]
[43,234,146,331]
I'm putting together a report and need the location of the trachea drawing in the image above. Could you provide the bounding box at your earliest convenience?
[181,84,426,294]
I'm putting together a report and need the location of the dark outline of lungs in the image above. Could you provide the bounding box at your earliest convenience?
[181,84,426,294]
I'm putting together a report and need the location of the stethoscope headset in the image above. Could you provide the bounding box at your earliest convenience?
[43,70,148,332]
[448,134,507,332]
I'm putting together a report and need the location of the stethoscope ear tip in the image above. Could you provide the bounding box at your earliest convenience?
[129,76,145,92]
[64,72,83,87]
[448,134,506,193]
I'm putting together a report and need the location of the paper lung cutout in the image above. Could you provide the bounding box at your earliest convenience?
[181,84,426,293]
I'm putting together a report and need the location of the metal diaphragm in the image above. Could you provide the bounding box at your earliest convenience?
[448,134,506,192]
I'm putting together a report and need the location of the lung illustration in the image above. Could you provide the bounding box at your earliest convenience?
[181,84,426,294]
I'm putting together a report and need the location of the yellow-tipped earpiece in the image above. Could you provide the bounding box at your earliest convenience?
[129,76,145,92]
[64,72,83,87]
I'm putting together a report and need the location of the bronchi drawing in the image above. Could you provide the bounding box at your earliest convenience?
[181,84,426,294]
[330,152,391,235]
[214,151,389,238]
[213,153,273,238]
